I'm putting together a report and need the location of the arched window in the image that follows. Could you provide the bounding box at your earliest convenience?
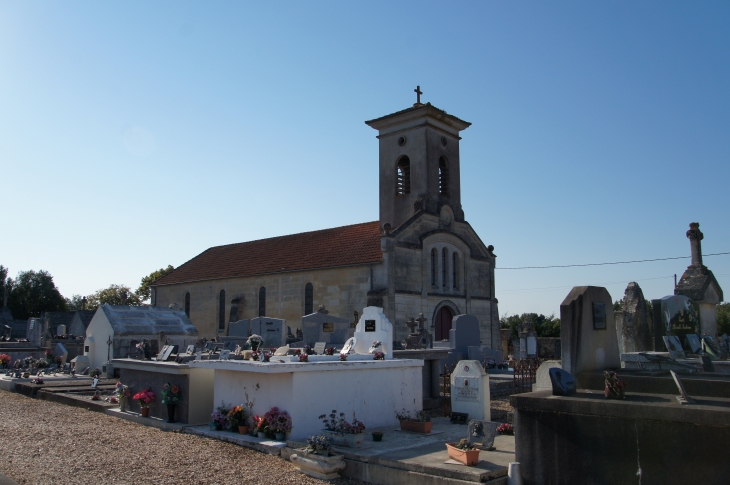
[218,290,226,330]
[442,248,448,288]
[258,287,266,317]
[396,156,411,196]
[439,157,449,196]
[304,283,313,315]
[452,253,459,289]
[431,248,437,286]
[184,292,190,317]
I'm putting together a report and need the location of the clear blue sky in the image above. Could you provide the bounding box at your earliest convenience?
[1,2,728,318]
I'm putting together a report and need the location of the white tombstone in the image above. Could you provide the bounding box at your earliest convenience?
[352,307,393,359]
[451,360,490,421]
[313,342,326,355]
[54,343,68,366]
[532,360,562,392]
[57,324,67,336]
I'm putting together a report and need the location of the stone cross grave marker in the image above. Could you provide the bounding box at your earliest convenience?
[451,360,490,421]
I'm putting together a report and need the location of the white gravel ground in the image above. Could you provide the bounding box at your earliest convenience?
[0,389,366,485]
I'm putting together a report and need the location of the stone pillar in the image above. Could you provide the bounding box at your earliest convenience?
[687,222,703,266]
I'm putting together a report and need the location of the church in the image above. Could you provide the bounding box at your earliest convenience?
[151,91,500,349]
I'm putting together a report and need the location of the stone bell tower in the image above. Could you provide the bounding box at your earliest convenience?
[365,87,471,232]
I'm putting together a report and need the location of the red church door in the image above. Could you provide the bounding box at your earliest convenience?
[435,306,454,341]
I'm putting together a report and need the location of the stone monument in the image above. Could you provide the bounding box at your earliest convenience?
[614,282,652,353]
[450,360,490,421]
[352,306,393,359]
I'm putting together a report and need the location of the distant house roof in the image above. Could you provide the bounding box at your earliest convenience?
[152,221,383,287]
[73,310,96,329]
[98,305,199,336]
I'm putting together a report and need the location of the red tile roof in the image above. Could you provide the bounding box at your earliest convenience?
[153,221,383,286]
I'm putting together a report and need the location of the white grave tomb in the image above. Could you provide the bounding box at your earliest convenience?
[352,306,393,359]
[451,360,490,421]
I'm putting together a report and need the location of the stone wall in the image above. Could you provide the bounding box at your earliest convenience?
[154,265,372,339]
[117,368,191,423]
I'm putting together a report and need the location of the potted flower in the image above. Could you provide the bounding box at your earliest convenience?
[319,410,366,448]
[395,409,432,433]
[445,438,481,466]
[246,334,264,352]
[0,354,10,369]
[253,415,269,438]
[132,388,155,417]
[290,435,345,480]
[339,353,347,361]
[45,349,54,363]
[604,371,626,399]
[272,409,292,440]
[115,382,131,412]
[324,347,335,356]
[210,402,230,430]
[161,383,182,423]
[227,405,248,434]
[298,353,309,363]
[373,351,384,360]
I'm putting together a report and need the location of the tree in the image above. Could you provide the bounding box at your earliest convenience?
[136,265,174,302]
[718,303,730,336]
[7,269,67,320]
[86,284,142,311]
[65,294,88,311]
[0,265,8,308]
[500,312,561,339]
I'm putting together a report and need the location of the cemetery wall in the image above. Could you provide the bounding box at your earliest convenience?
[154,265,372,339]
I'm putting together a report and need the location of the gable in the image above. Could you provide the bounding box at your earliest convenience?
[153,221,383,286]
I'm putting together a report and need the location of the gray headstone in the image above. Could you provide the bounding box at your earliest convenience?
[250,317,286,349]
[227,320,250,337]
[449,315,480,353]
[301,312,351,347]
[468,420,499,450]
[549,368,576,396]
[26,318,43,346]
[527,336,537,356]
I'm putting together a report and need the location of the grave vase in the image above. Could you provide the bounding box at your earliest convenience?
[166,404,176,423]
[141,407,150,418]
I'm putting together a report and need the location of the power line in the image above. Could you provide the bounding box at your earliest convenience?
[499,275,675,295]
[497,252,730,270]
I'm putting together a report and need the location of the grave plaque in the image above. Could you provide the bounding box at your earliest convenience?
[527,336,537,356]
[593,302,606,329]
[663,336,685,360]
[670,370,695,404]
[341,337,356,354]
[219,350,231,360]
[685,334,701,354]
[322,323,334,333]
[468,420,499,450]
[186,345,196,355]
[365,320,376,332]
[313,342,326,355]
[156,345,170,361]
[450,360,490,421]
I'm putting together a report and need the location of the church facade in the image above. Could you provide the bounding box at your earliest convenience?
[151,99,500,349]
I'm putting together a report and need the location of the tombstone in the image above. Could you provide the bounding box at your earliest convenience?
[616,282,653,353]
[26,318,44,346]
[301,309,351,347]
[549,368,577,396]
[70,355,90,372]
[352,307,393,358]
[313,342,326,355]
[450,315,481,353]
[663,336,685,360]
[451,360,490,421]
[532,360,562,392]
[685,334,702,354]
[273,345,289,356]
[560,286,620,376]
[227,320,250,338]
[654,295,700,351]
[185,344,196,355]
[250,317,286,349]
[54,343,68,366]
[57,324,67,337]
[526,334,537,357]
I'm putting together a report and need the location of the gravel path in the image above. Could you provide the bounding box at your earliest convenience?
[0,389,365,485]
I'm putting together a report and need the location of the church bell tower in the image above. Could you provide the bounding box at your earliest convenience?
[365,87,471,232]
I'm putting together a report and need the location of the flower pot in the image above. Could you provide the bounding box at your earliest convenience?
[446,442,480,466]
[166,404,176,423]
[322,430,365,448]
[399,419,432,434]
[141,407,150,418]
[290,450,346,480]
[257,431,265,438]
[275,432,285,441]
[238,425,249,435]
[372,432,383,442]
[215,423,223,431]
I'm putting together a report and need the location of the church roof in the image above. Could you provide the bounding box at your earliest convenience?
[152,221,383,286]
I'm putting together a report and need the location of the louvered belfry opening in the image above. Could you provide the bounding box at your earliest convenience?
[396,156,411,196]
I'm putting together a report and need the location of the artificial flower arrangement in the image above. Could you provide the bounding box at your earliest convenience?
[211,402,230,429]
[339,353,347,361]
[373,351,385,360]
[264,407,293,436]
[496,423,514,435]
[23,356,37,368]
[604,371,626,399]
[90,368,102,378]
[262,352,272,362]
[253,415,269,435]
[324,347,335,356]
[319,410,366,434]
[132,388,156,408]
[251,351,260,361]
[45,349,54,361]
[115,382,131,401]
[452,437,478,451]
[395,409,431,422]
[227,405,247,429]
[0,354,11,368]
[369,341,382,353]
[161,382,182,405]
[298,353,309,362]
[305,434,332,455]
[246,334,264,351]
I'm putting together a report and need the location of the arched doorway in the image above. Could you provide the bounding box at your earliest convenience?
[435,306,455,341]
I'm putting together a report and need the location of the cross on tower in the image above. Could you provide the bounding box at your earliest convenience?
[414,85,423,104]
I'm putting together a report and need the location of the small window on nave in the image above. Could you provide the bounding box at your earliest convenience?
[219,290,226,330]
[431,248,437,286]
[442,248,448,288]
[305,283,313,315]
[452,252,459,289]
[396,156,411,196]
[184,292,190,317]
